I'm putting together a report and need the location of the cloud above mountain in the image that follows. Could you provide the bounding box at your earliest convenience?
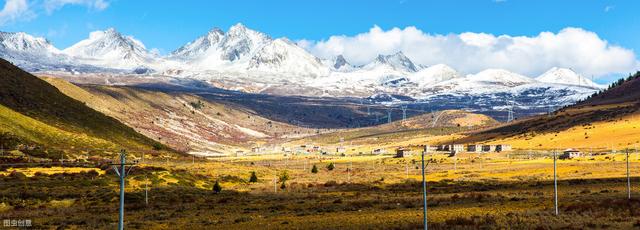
[0,0,109,26]
[0,0,33,25]
[43,0,109,14]
[299,26,638,78]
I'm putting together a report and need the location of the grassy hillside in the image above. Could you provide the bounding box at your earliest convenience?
[580,71,640,106]
[0,58,168,154]
[0,104,115,150]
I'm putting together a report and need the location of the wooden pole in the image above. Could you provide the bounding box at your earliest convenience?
[553,150,558,216]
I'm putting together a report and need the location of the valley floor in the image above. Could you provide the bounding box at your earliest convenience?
[1,152,640,229]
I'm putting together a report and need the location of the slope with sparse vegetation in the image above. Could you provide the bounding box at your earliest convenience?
[0,58,169,156]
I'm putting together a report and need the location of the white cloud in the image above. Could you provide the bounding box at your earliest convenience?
[604,5,614,12]
[43,0,109,14]
[299,26,639,78]
[0,0,34,26]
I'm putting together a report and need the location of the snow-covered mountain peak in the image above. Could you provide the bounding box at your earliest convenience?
[0,31,59,53]
[332,54,355,71]
[366,51,418,72]
[467,68,535,86]
[65,28,148,56]
[247,38,329,76]
[63,28,157,69]
[536,67,603,88]
[408,64,461,86]
[218,23,271,62]
[169,27,224,60]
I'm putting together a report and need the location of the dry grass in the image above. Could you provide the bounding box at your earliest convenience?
[1,152,640,229]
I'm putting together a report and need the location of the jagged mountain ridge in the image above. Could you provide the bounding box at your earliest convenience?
[63,28,161,69]
[0,24,606,113]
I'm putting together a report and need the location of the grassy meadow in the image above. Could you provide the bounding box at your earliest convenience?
[2,151,640,229]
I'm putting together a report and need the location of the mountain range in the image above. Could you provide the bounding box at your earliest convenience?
[0,23,605,114]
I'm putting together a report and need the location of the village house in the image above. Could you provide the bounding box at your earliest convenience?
[496,144,512,152]
[281,147,292,153]
[560,149,582,159]
[251,146,264,153]
[482,145,496,152]
[423,145,438,153]
[395,148,411,158]
[467,144,482,153]
[235,150,245,157]
[437,145,449,151]
[449,144,464,153]
[372,148,386,155]
[336,146,347,153]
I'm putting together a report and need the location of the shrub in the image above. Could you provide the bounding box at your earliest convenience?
[279,171,290,190]
[249,171,258,183]
[327,163,335,171]
[152,143,163,151]
[279,171,290,183]
[212,181,221,194]
[311,165,318,174]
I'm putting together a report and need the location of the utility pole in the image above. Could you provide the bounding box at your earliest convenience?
[553,150,558,216]
[387,109,392,124]
[112,150,135,230]
[507,100,514,122]
[348,161,352,183]
[401,105,408,121]
[406,162,409,180]
[144,175,149,206]
[421,151,428,230]
[627,150,631,200]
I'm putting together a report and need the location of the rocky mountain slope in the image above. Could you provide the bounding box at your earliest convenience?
[43,77,322,155]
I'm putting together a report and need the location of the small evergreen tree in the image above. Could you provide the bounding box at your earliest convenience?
[327,162,335,171]
[279,171,290,190]
[311,164,318,174]
[249,171,258,183]
[213,180,222,194]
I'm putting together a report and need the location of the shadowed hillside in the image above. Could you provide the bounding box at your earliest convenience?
[579,71,640,106]
[0,58,169,154]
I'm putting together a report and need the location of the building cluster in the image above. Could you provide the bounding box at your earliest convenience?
[429,144,512,153]
[394,144,513,158]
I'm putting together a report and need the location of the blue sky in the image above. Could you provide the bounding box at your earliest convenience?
[0,0,638,82]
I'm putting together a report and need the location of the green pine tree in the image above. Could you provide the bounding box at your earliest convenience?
[327,162,335,171]
[213,180,222,194]
[249,171,258,183]
[311,164,318,174]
